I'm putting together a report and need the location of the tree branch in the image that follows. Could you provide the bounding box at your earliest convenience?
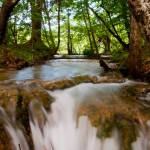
[101,5,119,36]
[89,6,129,49]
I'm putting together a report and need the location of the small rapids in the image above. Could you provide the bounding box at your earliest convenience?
[0,82,150,150]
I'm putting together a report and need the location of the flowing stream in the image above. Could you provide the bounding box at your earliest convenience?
[0,59,101,81]
[0,59,149,150]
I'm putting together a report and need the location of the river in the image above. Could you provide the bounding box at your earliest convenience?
[0,59,149,150]
[0,59,101,81]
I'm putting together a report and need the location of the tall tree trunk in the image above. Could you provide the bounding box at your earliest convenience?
[0,0,20,45]
[27,0,49,55]
[67,10,72,55]
[43,0,56,50]
[29,0,42,48]
[10,16,18,45]
[103,35,110,54]
[85,0,98,55]
[43,22,51,47]
[128,0,150,42]
[54,0,61,54]
[82,8,93,52]
[127,13,142,78]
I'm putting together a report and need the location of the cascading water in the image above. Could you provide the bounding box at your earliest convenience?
[0,82,149,150]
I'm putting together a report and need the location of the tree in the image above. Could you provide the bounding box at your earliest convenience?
[0,0,20,44]
[53,0,61,54]
[82,6,94,53]
[85,0,98,55]
[128,0,150,42]
[127,11,142,78]
[21,0,50,57]
[127,0,150,78]
[89,6,129,49]
[29,0,42,48]
[103,34,111,54]
[43,0,56,50]
[67,8,73,55]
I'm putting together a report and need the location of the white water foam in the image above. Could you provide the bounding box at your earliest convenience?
[132,121,150,150]
[0,107,30,150]
[0,82,149,150]
[29,87,120,150]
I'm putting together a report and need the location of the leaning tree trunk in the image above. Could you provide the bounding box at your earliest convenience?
[85,0,98,55]
[127,13,142,78]
[82,8,93,53]
[0,0,20,45]
[43,0,56,50]
[89,6,129,50]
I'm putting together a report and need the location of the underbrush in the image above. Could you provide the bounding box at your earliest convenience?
[0,44,52,69]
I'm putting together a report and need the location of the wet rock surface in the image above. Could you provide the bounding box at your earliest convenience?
[139,88,150,101]
[77,80,150,150]
[0,75,149,150]
[0,81,54,150]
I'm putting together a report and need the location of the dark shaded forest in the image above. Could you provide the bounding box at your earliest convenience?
[0,0,149,80]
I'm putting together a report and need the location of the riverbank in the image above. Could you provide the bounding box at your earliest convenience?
[0,45,52,69]
[0,46,149,82]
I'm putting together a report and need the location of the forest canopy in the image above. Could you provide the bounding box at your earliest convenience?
[0,0,149,79]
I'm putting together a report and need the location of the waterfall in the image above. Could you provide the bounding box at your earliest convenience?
[29,83,122,150]
[0,82,149,150]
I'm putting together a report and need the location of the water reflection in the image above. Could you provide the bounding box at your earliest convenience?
[0,59,102,81]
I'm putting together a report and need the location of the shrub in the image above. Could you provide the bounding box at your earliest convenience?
[83,49,94,56]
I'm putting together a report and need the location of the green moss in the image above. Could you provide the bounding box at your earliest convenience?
[96,114,137,150]
[124,86,137,97]
[111,48,128,62]
[114,114,137,150]
[0,120,12,150]
[16,94,30,134]
[97,119,115,138]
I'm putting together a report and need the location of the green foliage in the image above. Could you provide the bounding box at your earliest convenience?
[0,40,52,69]
[1,0,130,57]
[83,48,94,56]
[111,49,128,61]
[1,0,149,70]
[12,42,50,65]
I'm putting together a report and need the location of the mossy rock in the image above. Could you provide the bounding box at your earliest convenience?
[0,120,12,150]
[0,84,19,110]
[124,86,138,97]
[18,83,54,111]
[77,83,150,150]
[41,79,74,90]
[0,81,54,149]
